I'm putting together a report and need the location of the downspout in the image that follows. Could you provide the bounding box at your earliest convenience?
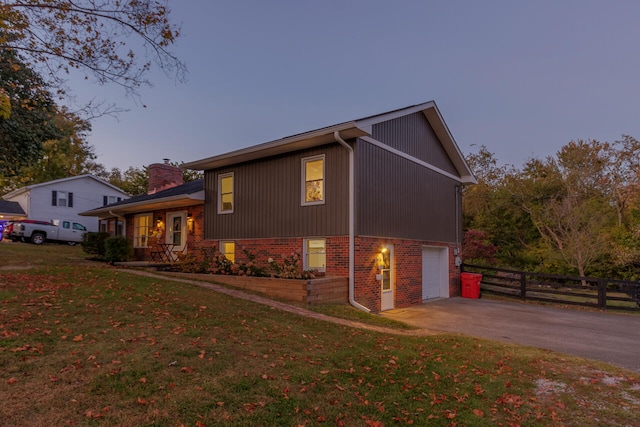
[334,131,371,312]
[454,185,462,268]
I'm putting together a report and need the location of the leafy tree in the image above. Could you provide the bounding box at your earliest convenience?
[0,88,9,119]
[18,108,100,183]
[463,146,539,268]
[0,48,61,177]
[461,229,498,265]
[1,0,185,99]
[603,135,640,227]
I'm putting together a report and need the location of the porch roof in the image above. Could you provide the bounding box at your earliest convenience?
[79,179,204,219]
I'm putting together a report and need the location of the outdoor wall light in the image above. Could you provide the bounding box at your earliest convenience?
[187,216,195,234]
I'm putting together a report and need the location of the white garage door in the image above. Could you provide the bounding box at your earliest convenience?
[422,247,447,300]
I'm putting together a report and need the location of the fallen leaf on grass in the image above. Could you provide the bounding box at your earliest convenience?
[7,377,17,385]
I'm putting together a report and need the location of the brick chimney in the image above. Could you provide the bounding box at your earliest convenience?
[147,159,183,194]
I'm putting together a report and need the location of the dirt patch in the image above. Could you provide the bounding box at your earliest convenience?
[0,265,34,270]
[535,378,572,396]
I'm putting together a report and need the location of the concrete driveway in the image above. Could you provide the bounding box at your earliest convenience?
[380,297,640,372]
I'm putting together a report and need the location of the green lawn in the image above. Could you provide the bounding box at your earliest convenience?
[1,241,639,426]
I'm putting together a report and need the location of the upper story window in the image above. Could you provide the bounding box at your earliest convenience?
[218,172,234,214]
[133,213,153,248]
[52,190,73,207]
[302,155,325,206]
[103,195,122,206]
[304,238,326,272]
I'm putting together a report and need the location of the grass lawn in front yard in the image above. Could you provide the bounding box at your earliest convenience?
[1,242,639,426]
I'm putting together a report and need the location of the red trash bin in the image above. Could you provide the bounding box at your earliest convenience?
[460,272,482,299]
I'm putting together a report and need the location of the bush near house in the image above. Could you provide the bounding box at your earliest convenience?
[104,236,133,263]
[80,232,110,258]
[178,246,317,279]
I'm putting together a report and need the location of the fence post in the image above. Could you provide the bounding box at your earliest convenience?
[597,279,607,310]
[520,271,526,301]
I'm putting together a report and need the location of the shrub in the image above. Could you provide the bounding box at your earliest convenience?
[269,252,317,279]
[179,253,207,273]
[81,232,110,257]
[104,236,133,263]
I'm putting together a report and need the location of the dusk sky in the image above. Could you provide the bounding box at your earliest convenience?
[70,1,640,172]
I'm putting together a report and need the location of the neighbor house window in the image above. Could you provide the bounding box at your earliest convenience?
[103,195,122,206]
[304,238,326,272]
[133,213,153,248]
[302,155,324,205]
[52,190,73,207]
[220,241,235,263]
[218,172,234,214]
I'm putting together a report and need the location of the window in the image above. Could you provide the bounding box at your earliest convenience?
[304,238,326,272]
[62,221,71,229]
[103,195,122,206]
[220,241,235,263]
[51,190,73,207]
[302,155,324,205]
[73,223,86,231]
[218,173,234,214]
[133,214,153,248]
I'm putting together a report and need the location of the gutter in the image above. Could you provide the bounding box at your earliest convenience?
[334,131,371,313]
[109,210,124,219]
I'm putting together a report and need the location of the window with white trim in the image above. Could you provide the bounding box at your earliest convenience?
[218,172,234,214]
[51,190,73,207]
[133,213,153,248]
[304,238,326,272]
[302,155,324,205]
[220,241,235,263]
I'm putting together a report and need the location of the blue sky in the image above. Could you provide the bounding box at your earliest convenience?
[73,1,640,172]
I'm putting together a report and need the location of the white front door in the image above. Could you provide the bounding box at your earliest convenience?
[380,245,394,311]
[422,246,448,300]
[166,211,187,256]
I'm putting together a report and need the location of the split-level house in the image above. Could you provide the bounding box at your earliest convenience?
[183,101,476,312]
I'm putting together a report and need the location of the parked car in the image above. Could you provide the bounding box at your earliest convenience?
[9,219,87,245]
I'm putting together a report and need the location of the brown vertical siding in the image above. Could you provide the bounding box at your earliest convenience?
[355,141,459,242]
[205,144,349,240]
[372,112,458,175]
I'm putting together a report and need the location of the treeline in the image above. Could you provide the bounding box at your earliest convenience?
[463,137,640,280]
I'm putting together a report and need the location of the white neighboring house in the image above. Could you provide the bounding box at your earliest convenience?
[2,174,129,232]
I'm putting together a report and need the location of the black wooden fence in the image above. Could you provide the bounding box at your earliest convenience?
[462,263,640,312]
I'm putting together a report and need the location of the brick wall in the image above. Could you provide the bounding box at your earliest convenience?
[147,161,183,194]
[126,222,460,312]
[353,237,459,312]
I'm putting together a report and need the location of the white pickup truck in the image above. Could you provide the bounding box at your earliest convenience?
[9,219,87,245]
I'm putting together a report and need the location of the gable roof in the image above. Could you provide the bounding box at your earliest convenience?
[3,174,129,199]
[0,200,26,217]
[79,179,204,218]
[183,101,476,184]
